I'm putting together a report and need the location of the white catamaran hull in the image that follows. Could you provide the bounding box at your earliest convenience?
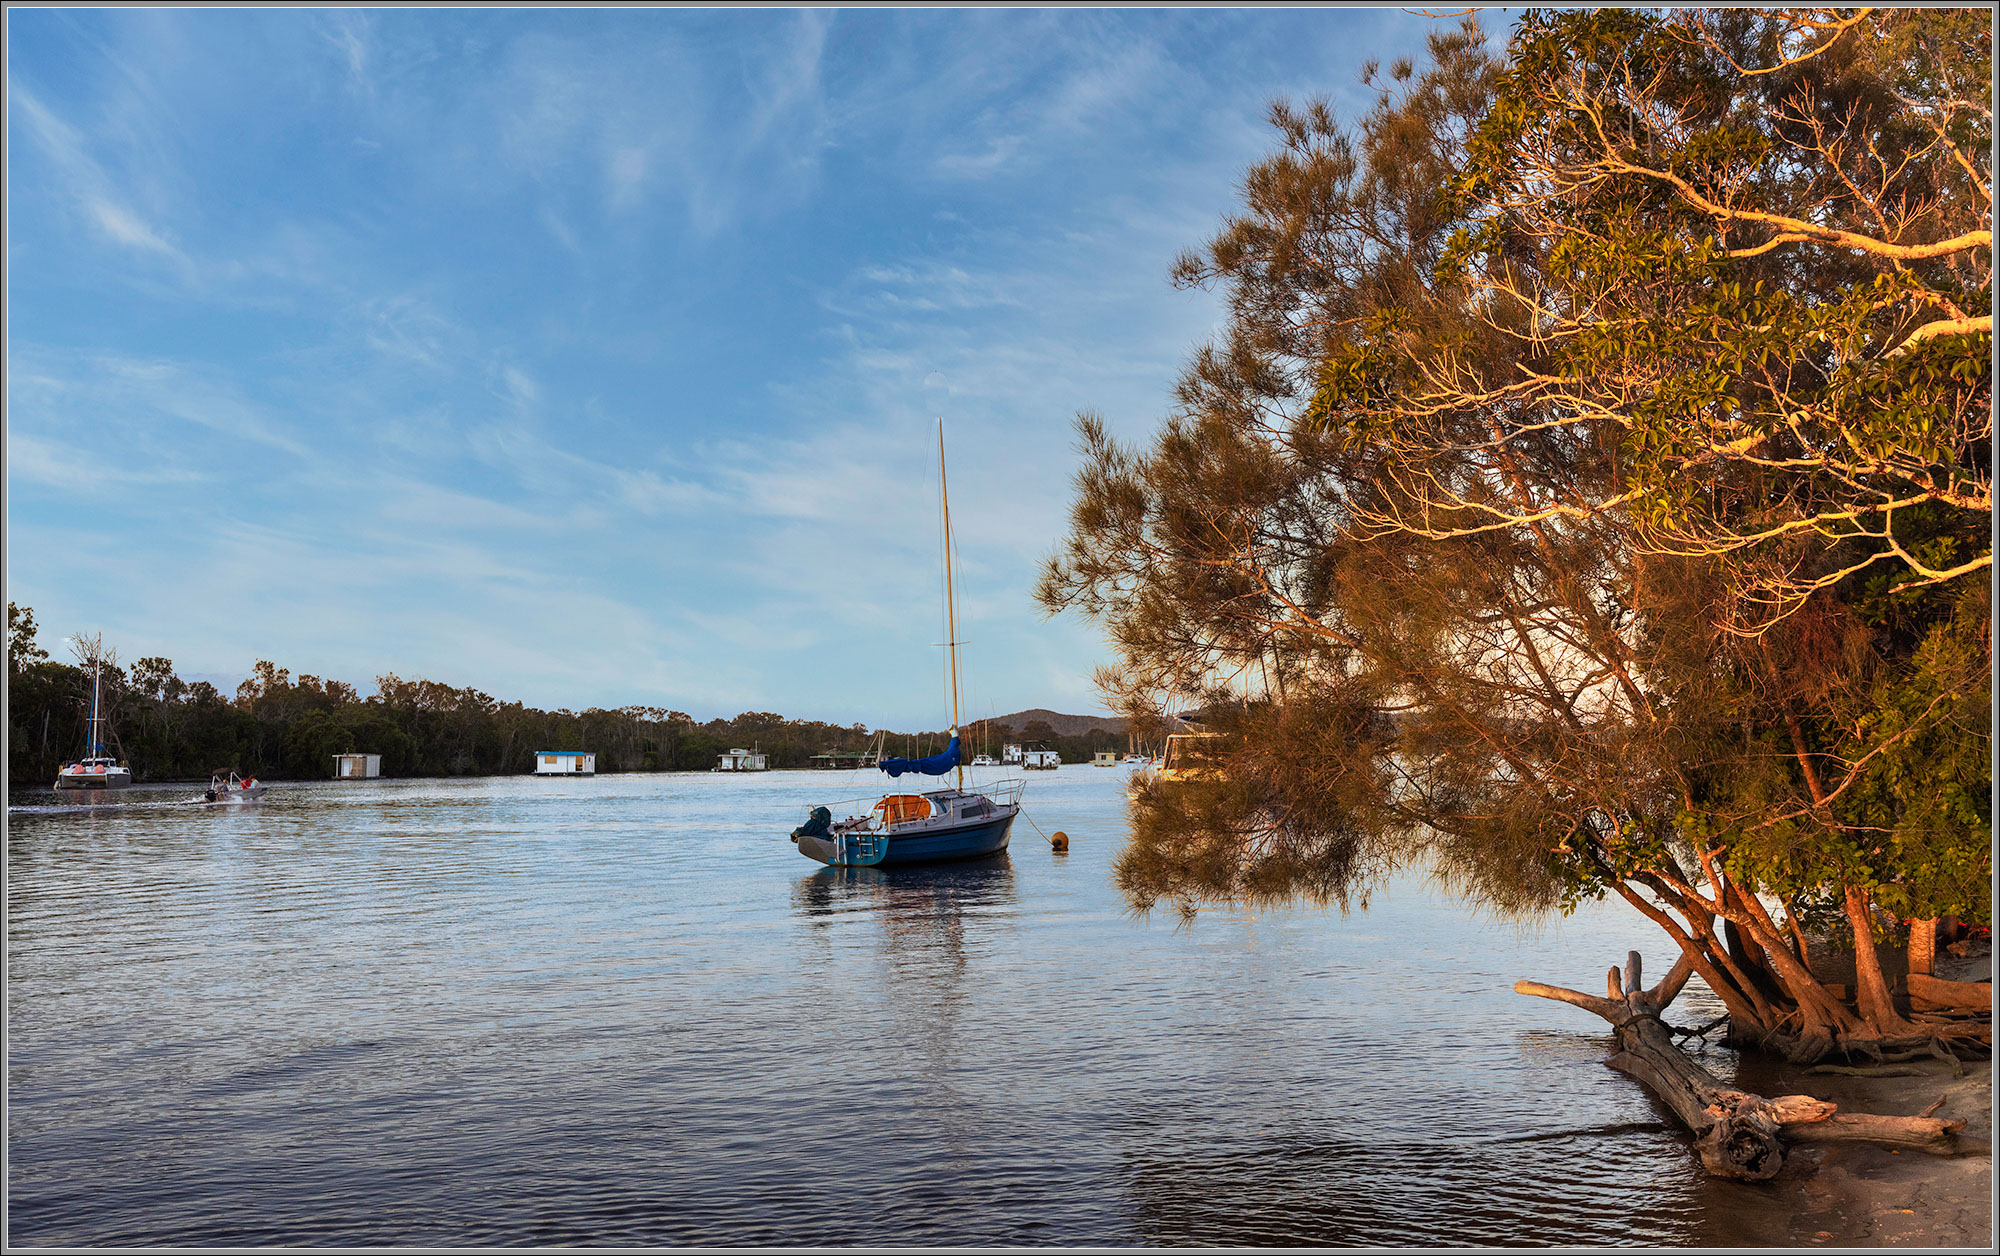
[55,763,132,790]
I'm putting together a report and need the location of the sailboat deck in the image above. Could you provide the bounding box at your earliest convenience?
[817,779,1026,834]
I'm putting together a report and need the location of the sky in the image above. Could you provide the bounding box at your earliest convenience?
[7,7,1467,730]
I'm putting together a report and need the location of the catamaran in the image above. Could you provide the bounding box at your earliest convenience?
[790,422,1023,867]
[54,653,132,790]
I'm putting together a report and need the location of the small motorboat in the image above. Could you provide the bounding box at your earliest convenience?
[202,771,267,804]
[971,754,998,767]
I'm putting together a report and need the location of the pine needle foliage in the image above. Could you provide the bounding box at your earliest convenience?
[1040,11,1991,1062]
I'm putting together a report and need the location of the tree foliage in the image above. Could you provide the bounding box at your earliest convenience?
[1041,10,1990,1062]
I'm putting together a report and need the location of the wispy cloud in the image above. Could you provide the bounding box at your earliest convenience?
[8,347,314,458]
[7,6,1449,725]
[6,433,213,493]
[318,9,373,96]
[9,84,192,271]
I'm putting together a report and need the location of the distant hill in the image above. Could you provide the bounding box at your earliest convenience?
[984,708,1126,737]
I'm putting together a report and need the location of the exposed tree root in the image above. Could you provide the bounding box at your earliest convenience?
[1518,951,1973,1180]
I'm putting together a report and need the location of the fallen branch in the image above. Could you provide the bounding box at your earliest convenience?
[1908,973,1993,1013]
[1517,950,1969,1180]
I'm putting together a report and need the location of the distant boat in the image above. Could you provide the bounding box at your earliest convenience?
[202,771,266,804]
[971,754,998,767]
[790,422,1023,868]
[1159,732,1224,782]
[54,655,131,790]
[1122,754,1148,767]
[1020,745,1059,770]
[1093,751,1118,767]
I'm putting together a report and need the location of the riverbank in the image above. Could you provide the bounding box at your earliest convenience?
[1723,941,1992,1248]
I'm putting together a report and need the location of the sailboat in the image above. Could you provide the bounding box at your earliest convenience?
[54,652,133,790]
[789,423,1024,867]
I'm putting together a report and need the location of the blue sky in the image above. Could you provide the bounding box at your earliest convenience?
[7,7,1464,729]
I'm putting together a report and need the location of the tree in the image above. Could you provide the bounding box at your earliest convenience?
[8,602,50,675]
[1040,9,1988,1178]
[1389,6,1992,630]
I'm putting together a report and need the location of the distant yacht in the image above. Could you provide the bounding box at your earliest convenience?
[54,654,131,790]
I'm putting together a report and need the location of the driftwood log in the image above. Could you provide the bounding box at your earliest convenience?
[1518,951,1967,1180]
[1908,972,1993,1014]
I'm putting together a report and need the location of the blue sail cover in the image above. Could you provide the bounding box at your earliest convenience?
[879,735,960,778]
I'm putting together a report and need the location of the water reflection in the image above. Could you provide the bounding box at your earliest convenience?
[790,853,1018,921]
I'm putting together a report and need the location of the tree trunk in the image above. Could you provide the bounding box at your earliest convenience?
[1908,917,1937,977]
[1843,884,1918,1037]
[1517,951,1967,1181]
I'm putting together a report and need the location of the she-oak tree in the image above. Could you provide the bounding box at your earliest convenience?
[1040,9,1989,1179]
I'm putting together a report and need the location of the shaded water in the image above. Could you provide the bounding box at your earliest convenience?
[10,768,1758,1246]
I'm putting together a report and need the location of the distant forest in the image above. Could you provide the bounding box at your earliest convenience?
[6,604,1132,784]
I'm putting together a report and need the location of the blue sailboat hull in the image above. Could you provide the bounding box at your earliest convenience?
[794,811,1015,868]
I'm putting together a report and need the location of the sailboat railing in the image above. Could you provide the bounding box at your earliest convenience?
[808,777,1027,826]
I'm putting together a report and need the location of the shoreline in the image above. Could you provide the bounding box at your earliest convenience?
[1727,942,1993,1248]
[1737,1058,1991,1247]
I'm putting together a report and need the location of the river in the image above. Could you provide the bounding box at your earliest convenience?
[9,767,1778,1246]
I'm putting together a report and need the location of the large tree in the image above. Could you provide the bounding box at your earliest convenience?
[1040,8,1988,1178]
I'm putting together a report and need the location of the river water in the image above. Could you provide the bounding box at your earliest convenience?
[9,767,1776,1246]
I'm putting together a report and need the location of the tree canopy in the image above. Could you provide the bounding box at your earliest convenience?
[1040,8,1990,1063]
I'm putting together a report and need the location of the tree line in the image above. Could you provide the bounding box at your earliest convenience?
[6,603,1127,785]
[1041,0,1989,1100]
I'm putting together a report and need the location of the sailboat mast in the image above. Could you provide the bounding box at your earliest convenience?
[89,657,102,757]
[939,421,964,791]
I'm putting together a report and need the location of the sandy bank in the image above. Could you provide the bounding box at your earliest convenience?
[1716,940,1992,1248]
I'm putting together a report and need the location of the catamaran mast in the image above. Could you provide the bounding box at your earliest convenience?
[89,656,103,757]
[939,421,964,791]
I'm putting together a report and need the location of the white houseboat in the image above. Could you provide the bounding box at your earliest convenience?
[535,751,596,775]
[332,753,382,779]
[717,747,769,771]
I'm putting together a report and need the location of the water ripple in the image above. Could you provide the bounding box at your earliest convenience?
[11,772,1735,1245]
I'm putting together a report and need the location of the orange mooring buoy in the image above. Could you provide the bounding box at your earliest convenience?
[1050,830,1069,851]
